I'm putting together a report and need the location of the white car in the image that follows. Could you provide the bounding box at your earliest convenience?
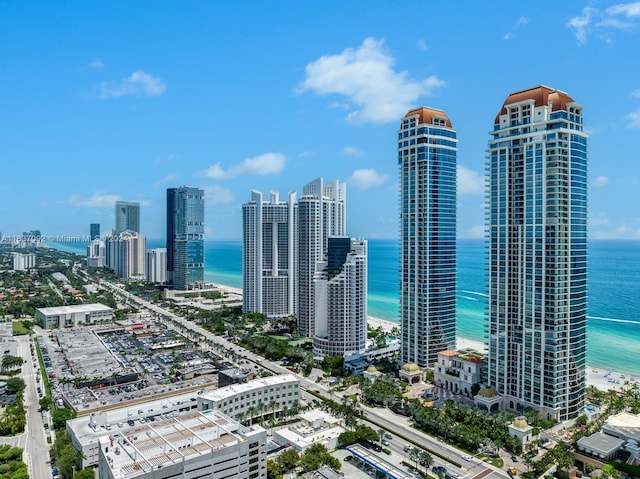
[461,455,472,461]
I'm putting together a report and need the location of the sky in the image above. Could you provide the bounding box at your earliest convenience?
[1,1,640,241]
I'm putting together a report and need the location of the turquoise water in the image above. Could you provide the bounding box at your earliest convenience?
[48,238,640,376]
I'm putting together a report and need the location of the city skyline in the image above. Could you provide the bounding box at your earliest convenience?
[1,2,640,241]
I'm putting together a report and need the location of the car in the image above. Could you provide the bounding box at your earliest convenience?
[511,455,519,462]
[384,433,393,440]
[127,419,135,426]
[461,455,472,461]
[382,440,390,446]
[344,455,353,462]
[433,466,447,474]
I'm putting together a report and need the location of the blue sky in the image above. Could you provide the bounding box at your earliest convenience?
[1,1,640,240]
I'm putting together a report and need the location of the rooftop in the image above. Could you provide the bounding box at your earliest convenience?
[36,303,113,315]
[200,374,298,402]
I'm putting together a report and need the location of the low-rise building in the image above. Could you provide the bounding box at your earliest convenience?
[67,391,202,468]
[35,303,114,329]
[198,374,299,423]
[273,410,345,453]
[433,348,484,397]
[97,409,267,479]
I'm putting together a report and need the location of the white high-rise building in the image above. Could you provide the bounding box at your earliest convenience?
[242,190,297,317]
[313,237,367,358]
[146,248,167,283]
[486,86,588,421]
[297,178,346,337]
[11,252,36,271]
[399,107,457,368]
[105,232,147,280]
[86,239,106,268]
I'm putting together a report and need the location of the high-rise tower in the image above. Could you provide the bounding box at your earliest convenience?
[166,186,205,291]
[313,237,368,358]
[242,189,297,317]
[115,201,140,234]
[90,223,100,240]
[399,107,457,367]
[486,86,587,421]
[297,178,346,337]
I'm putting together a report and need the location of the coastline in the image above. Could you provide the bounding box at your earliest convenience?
[367,315,637,393]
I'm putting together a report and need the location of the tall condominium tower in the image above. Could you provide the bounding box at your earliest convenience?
[486,86,587,421]
[146,248,167,283]
[105,231,146,279]
[90,223,100,240]
[399,107,457,368]
[166,186,205,291]
[297,178,346,337]
[242,190,297,317]
[313,237,367,358]
[115,201,140,234]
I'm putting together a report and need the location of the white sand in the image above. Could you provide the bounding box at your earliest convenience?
[367,315,638,392]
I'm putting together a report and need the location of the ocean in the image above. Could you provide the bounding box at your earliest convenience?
[49,238,640,377]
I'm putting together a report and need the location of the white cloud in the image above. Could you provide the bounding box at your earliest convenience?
[628,110,640,128]
[99,70,166,99]
[200,153,286,179]
[63,191,121,207]
[342,146,363,157]
[154,174,178,188]
[457,165,484,195]
[89,58,104,69]
[606,2,640,17]
[297,37,445,124]
[417,39,428,51]
[504,16,529,40]
[592,175,609,187]
[632,89,640,97]
[348,169,388,190]
[567,6,596,44]
[568,3,640,44]
[204,184,235,205]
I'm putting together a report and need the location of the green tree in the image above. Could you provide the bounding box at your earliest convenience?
[5,378,26,394]
[276,449,300,471]
[52,407,76,430]
[73,468,95,479]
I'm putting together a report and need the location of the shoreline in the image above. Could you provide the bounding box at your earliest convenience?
[366,315,637,393]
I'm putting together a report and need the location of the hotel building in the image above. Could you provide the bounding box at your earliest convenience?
[313,237,367,358]
[166,186,205,291]
[398,107,457,367]
[242,190,297,317]
[486,85,587,420]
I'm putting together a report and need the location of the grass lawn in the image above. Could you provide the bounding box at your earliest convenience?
[12,322,30,336]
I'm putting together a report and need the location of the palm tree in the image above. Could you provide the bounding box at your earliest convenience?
[409,448,421,472]
[377,429,385,447]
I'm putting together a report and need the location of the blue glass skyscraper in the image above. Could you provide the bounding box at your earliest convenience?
[166,186,205,291]
[486,86,587,420]
[399,107,457,367]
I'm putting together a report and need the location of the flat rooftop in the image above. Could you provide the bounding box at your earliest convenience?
[36,303,113,315]
[99,409,260,478]
[200,374,298,402]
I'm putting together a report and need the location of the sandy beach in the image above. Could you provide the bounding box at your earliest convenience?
[206,284,638,394]
[367,315,638,393]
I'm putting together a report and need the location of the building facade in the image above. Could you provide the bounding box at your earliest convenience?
[115,201,140,234]
[90,223,100,240]
[105,232,147,280]
[242,190,297,317]
[35,303,114,329]
[146,248,167,283]
[486,85,588,421]
[97,410,266,479]
[433,349,484,398]
[166,186,205,291]
[313,237,367,358]
[87,239,106,268]
[399,107,457,368]
[297,178,346,337]
[10,252,36,271]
